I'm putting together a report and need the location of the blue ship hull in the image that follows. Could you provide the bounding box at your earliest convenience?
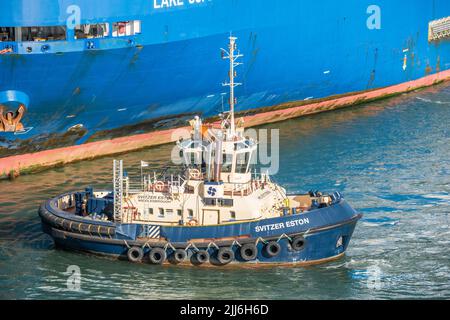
[1,0,450,155]
[50,223,358,265]
[39,193,361,265]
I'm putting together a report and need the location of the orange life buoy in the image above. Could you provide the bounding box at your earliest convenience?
[188,219,199,226]
[190,169,201,180]
[154,181,165,192]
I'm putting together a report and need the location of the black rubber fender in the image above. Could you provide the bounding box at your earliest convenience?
[171,249,187,264]
[194,250,210,264]
[217,247,235,265]
[127,246,144,263]
[291,236,306,251]
[264,241,281,258]
[38,203,115,237]
[149,248,167,265]
[240,243,258,261]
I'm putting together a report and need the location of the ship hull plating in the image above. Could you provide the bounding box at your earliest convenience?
[39,194,361,266]
[1,0,450,157]
[49,223,357,266]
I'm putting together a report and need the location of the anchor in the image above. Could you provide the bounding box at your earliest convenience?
[0,90,30,133]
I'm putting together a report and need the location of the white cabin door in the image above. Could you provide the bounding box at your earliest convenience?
[203,209,220,225]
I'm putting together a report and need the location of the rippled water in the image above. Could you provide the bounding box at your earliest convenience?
[1,84,450,300]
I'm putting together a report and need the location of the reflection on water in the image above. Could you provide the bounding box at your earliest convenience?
[0,84,450,299]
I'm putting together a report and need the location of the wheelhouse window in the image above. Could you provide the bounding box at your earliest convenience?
[0,27,15,42]
[74,23,109,39]
[21,26,67,42]
[112,21,141,37]
[222,154,233,173]
[235,152,250,174]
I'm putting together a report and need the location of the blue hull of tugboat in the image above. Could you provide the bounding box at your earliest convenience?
[51,221,358,265]
[39,195,361,265]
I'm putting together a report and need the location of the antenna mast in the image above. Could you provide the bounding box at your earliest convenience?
[222,36,243,137]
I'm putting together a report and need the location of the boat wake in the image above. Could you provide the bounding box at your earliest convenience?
[416,96,450,105]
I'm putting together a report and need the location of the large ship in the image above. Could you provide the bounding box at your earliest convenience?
[1,0,450,176]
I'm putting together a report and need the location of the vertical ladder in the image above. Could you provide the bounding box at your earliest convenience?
[113,160,123,223]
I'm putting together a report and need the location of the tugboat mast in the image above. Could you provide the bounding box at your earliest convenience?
[222,36,243,137]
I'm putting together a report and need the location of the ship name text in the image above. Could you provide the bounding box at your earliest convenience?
[255,218,310,233]
[154,0,206,10]
[137,194,173,203]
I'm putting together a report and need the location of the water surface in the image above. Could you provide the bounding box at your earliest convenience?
[1,84,449,299]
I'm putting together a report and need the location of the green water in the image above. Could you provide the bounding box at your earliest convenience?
[1,84,449,299]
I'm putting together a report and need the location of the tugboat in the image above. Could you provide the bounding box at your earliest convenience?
[39,37,361,266]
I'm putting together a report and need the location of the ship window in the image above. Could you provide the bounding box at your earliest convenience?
[222,154,233,173]
[187,152,202,167]
[148,208,154,215]
[188,209,194,217]
[74,23,109,39]
[166,209,173,215]
[204,198,217,206]
[112,20,141,37]
[21,26,67,42]
[230,211,236,219]
[190,153,197,166]
[0,27,15,42]
[159,208,164,216]
[236,152,250,174]
[177,209,182,216]
[220,199,234,207]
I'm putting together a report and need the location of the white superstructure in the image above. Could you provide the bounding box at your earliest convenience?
[113,37,330,226]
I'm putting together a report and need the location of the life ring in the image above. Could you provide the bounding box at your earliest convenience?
[217,247,235,265]
[127,246,144,263]
[240,243,258,261]
[194,250,210,265]
[171,249,187,264]
[149,248,167,265]
[264,241,281,258]
[291,236,306,251]
[154,181,165,192]
[190,169,201,180]
[188,219,199,226]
